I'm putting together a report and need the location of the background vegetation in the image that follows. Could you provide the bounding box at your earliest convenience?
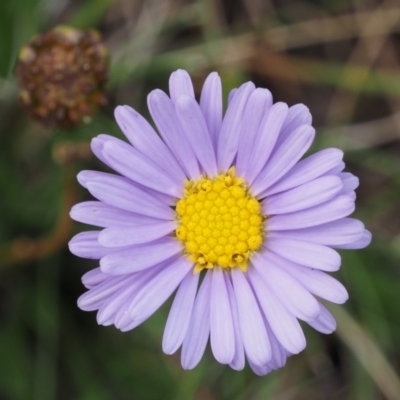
[0,0,400,399]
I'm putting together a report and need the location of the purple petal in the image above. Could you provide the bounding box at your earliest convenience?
[251,125,315,196]
[70,201,159,228]
[101,139,182,197]
[246,102,288,184]
[199,72,222,150]
[84,173,174,220]
[169,69,194,102]
[77,170,102,189]
[306,303,337,334]
[252,251,321,320]
[334,229,372,249]
[128,256,193,322]
[79,168,175,206]
[210,268,235,364]
[162,272,199,355]
[248,360,272,376]
[231,268,271,367]
[339,172,359,192]
[267,195,355,230]
[69,231,116,259]
[248,266,306,353]
[112,266,165,329]
[91,134,120,166]
[235,89,274,179]
[175,95,218,176]
[217,82,255,171]
[181,271,212,369]
[325,161,345,176]
[263,176,343,215]
[278,104,312,144]
[268,218,365,246]
[114,106,186,182]
[81,267,108,289]
[225,274,245,371]
[98,221,177,247]
[96,273,148,325]
[77,274,127,311]
[345,191,357,201]
[100,238,183,275]
[228,88,237,105]
[265,237,341,272]
[275,255,348,304]
[264,321,287,369]
[148,89,200,179]
[262,148,343,197]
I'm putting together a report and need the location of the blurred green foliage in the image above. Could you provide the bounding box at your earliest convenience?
[1,0,400,399]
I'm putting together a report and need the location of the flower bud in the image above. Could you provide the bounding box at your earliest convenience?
[16,26,108,129]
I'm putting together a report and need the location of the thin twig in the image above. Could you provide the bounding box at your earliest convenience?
[0,165,76,268]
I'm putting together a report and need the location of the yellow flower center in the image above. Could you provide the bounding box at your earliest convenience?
[175,167,265,273]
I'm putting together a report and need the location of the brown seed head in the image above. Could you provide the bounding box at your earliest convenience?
[15,25,108,129]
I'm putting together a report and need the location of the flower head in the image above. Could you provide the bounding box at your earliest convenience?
[69,70,371,375]
[16,26,108,129]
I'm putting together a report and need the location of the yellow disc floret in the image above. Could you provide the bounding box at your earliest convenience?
[175,167,265,273]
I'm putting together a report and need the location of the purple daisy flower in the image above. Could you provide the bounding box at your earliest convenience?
[69,69,371,375]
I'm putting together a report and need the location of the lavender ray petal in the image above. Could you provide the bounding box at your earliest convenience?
[176,95,218,176]
[84,173,174,220]
[162,272,199,355]
[148,89,201,179]
[181,271,212,369]
[252,252,321,320]
[235,89,274,178]
[306,303,337,334]
[100,238,183,275]
[334,229,372,249]
[70,201,161,228]
[251,125,315,196]
[217,82,255,171]
[247,266,306,353]
[267,195,355,230]
[268,218,365,246]
[246,102,288,184]
[96,274,142,325]
[78,169,176,206]
[275,255,348,304]
[91,134,120,166]
[248,360,272,376]
[228,88,237,105]
[261,148,343,197]
[339,172,359,192]
[200,72,222,151]
[113,264,166,329]
[231,268,271,367]
[128,256,193,323]
[98,221,177,247]
[224,274,245,371]
[101,139,182,197]
[264,320,288,369]
[77,274,128,311]
[324,161,345,176]
[69,231,119,259]
[265,237,341,272]
[278,104,312,144]
[81,267,108,289]
[169,69,195,102]
[263,175,343,215]
[114,106,186,181]
[210,268,235,364]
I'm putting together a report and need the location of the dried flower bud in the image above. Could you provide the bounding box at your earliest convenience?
[16,26,108,129]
